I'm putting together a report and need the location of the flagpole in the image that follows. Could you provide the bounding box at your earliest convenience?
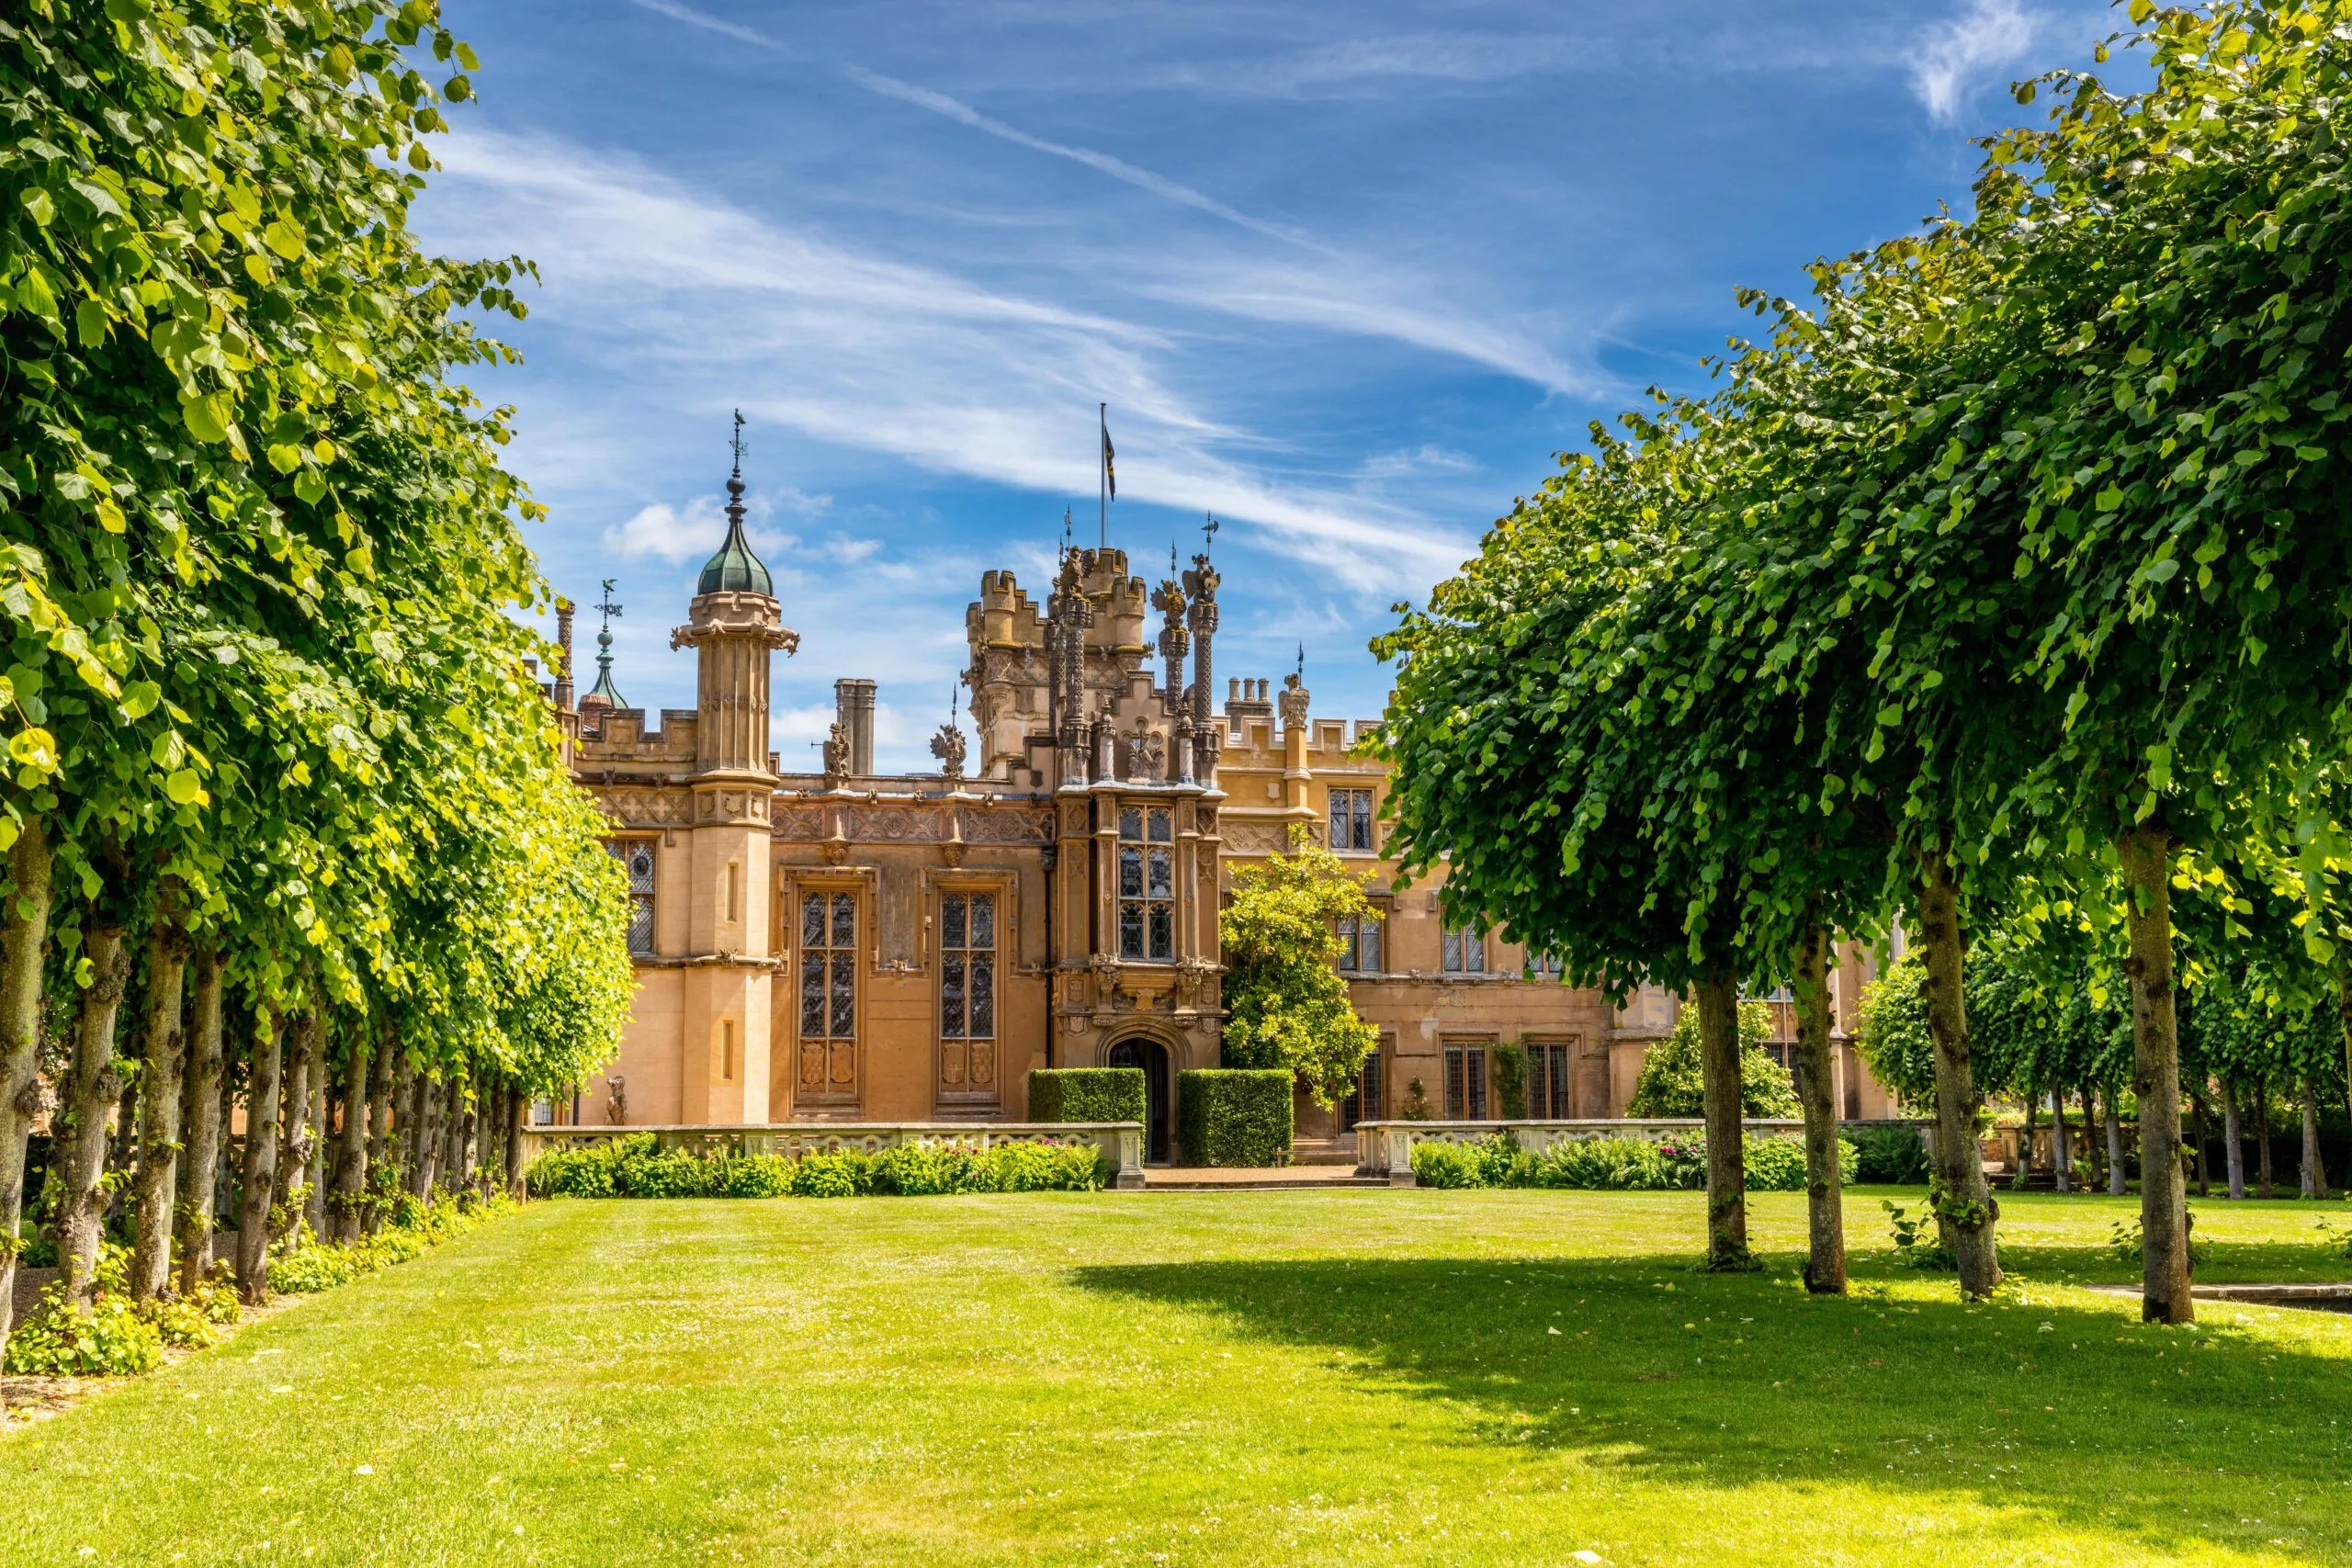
[1098,401,1107,551]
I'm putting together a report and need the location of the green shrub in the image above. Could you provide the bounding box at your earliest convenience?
[1177,1069,1293,1167]
[707,1155,794,1198]
[790,1153,869,1198]
[1849,1125,1931,1185]
[1027,1068,1147,1125]
[3,1286,164,1376]
[1408,1138,1487,1189]
[267,1245,366,1294]
[1626,1001,1799,1118]
[1528,1136,1679,1190]
[987,1141,1107,1192]
[1882,1201,1958,1270]
[1412,1132,1847,1191]
[1489,1044,1528,1120]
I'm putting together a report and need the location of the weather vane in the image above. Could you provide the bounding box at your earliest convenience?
[1203,513,1219,557]
[729,408,747,475]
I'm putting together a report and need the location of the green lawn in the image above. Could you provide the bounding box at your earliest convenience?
[7,1189,2352,1566]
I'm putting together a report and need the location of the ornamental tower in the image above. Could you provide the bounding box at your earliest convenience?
[668,412,799,1123]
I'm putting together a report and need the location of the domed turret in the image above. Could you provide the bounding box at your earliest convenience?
[697,466,773,597]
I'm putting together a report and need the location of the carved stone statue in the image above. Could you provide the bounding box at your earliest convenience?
[930,723,967,779]
[821,720,850,784]
[605,1075,628,1125]
[1125,725,1167,783]
[1278,670,1311,728]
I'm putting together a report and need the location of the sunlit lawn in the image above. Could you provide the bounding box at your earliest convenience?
[6,1186,2352,1566]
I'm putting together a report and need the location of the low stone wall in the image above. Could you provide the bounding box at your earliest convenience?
[519,1122,1147,1190]
[1353,1117,1932,1186]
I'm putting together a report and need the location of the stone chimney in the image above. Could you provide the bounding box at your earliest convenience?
[834,678,876,775]
[553,596,576,711]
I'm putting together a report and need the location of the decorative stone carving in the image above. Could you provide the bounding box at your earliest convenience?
[1278,671,1311,728]
[959,808,1053,844]
[821,721,850,785]
[775,807,827,840]
[930,723,967,779]
[848,807,942,841]
[597,787,687,827]
[605,1075,628,1125]
[1125,724,1166,784]
[1219,819,1292,854]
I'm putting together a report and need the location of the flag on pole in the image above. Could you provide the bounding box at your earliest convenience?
[1101,409,1116,499]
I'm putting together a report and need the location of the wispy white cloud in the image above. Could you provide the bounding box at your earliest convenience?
[1910,0,2039,123]
[426,130,1472,591]
[842,66,1326,253]
[628,0,781,51]
[1159,32,1583,96]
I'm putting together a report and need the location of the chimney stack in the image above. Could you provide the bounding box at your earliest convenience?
[835,678,876,775]
[553,597,576,710]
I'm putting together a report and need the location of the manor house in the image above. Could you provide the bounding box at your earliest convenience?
[548,457,1897,1160]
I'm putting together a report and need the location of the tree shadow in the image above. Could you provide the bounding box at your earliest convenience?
[1071,1251,2352,1559]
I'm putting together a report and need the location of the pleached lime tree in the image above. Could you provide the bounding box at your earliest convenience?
[0,0,630,1363]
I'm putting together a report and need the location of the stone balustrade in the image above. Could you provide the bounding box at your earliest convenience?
[519,1121,1147,1190]
[1353,1117,1934,1186]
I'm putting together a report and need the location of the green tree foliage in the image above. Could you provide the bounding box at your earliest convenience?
[0,1,630,1354]
[1626,1000,1798,1120]
[1217,829,1380,1106]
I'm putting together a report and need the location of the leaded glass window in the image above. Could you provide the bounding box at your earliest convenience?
[1337,908,1385,974]
[609,840,656,955]
[797,891,858,1100]
[1328,787,1374,852]
[1118,806,1176,962]
[937,892,998,1103]
[1444,1043,1489,1120]
[1442,925,1487,974]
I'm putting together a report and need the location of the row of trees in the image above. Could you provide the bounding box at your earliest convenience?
[0,0,632,1363]
[1377,0,2352,1320]
[1859,944,2348,1198]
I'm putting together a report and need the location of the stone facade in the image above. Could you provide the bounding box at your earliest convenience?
[550,465,1896,1160]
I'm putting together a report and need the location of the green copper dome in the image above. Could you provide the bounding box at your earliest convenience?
[697,469,773,596]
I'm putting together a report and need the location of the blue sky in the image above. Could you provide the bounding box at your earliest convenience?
[425,0,2119,773]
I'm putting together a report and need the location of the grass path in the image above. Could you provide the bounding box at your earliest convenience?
[6,1189,2352,1565]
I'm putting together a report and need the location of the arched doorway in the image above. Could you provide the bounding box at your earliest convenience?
[1106,1038,1171,1165]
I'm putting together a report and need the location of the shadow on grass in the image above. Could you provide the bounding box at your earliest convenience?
[1072,1251,2352,1558]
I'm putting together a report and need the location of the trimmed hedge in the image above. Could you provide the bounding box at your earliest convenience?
[1177,1069,1293,1167]
[1410,1132,1860,1191]
[527,1132,1107,1199]
[1849,1123,1931,1184]
[1027,1067,1147,1125]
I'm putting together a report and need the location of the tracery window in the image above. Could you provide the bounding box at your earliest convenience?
[1442,926,1487,975]
[610,840,656,955]
[1339,1049,1384,1132]
[1525,1041,1572,1119]
[1118,806,1175,962]
[1337,907,1385,974]
[1328,787,1375,852]
[797,891,858,1101]
[938,892,998,1102]
[1444,1043,1489,1120]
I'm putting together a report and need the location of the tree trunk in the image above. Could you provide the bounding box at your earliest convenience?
[1792,921,1844,1292]
[0,824,53,1363]
[1915,848,1999,1296]
[1694,958,1750,1271]
[503,1082,526,1201]
[2256,1078,2274,1199]
[456,1090,479,1204]
[2191,1092,2210,1197]
[2118,820,2190,1325]
[276,1010,320,1252]
[2105,1092,2127,1196]
[2052,1090,2071,1193]
[332,1028,371,1243]
[304,1055,329,1241]
[2223,1080,2246,1200]
[130,902,193,1301]
[234,1011,283,1304]
[411,1074,442,1199]
[2018,1095,2038,1189]
[2302,1084,2327,1200]
[57,915,133,1313]
[364,1028,396,1234]
[175,948,226,1295]
[2083,1087,2103,1190]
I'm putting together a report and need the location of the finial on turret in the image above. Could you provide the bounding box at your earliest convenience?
[583,577,627,710]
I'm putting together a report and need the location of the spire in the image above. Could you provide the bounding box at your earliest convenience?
[583,578,627,709]
[697,407,774,597]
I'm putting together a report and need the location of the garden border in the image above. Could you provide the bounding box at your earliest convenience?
[1355,1118,1935,1187]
